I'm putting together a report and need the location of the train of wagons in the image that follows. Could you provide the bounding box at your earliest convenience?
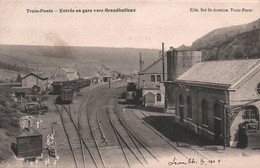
[52,78,91,104]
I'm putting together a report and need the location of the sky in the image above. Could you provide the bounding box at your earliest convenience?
[0,0,259,49]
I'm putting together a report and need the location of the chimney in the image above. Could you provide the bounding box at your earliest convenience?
[170,47,173,50]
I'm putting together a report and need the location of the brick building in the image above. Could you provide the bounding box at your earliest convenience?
[172,59,260,147]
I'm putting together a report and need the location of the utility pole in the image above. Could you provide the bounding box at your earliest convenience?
[36,68,39,86]
[223,103,227,150]
[139,52,143,89]
[162,43,167,113]
[162,43,165,81]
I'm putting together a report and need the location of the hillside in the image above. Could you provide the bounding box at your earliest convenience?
[0,45,160,77]
[177,19,260,61]
[201,28,260,60]
[192,19,260,50]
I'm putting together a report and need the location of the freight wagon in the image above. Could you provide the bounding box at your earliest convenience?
[56,88,73,104]
[51,78,91,94]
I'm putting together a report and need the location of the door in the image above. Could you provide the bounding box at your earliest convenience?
[214,103,222,143]
[144,92,155,106]
[214,118,222,143]
[179,95,184,122]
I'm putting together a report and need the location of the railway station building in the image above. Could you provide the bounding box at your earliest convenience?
[172,59,260,147]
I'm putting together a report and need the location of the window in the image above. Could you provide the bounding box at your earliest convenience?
[157,75,161,82]
[202,100,208,125]
[214,103,221,118]
[187,96,192,119]
[151,75,155,82]
[157,94,161,102]
[257,83,260,94]
[243,106,259,120]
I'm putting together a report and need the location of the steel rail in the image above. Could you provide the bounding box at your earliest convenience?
[62,104,99,168]
[111,99,159,163]
[62,105,87,168]
[105,102,131,168]
[55,104,79,168]
[106,98,144,166]
[86,91,107,168]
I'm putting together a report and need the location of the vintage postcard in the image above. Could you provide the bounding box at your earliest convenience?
[0,0,260,168]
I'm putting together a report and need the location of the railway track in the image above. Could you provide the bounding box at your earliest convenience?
[131,109,209,160]
[105,97,160,167]
[55,104,86,168]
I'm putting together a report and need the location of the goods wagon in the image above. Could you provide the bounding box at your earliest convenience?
[56,88,73,104]
[126,91,137,104]
[51,82,63,95]
[52,78,91,94]
[127,82,136,91]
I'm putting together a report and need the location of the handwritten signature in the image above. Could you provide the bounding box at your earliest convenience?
[168,157,222,166]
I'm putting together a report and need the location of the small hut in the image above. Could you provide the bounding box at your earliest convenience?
[16,122,42,159]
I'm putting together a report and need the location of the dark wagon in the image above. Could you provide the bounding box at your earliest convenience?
[58,88,73,104]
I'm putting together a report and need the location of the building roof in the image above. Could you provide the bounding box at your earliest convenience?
[96,70,111,77]
[100,64,110,71]
[59,67,76,73]
[17,128,42,138]
[176,59,260,88]
[141,53,167,74]
[143,83,160,90]
[21,73,48,81]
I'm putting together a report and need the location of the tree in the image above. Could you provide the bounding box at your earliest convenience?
[16,73,22,82]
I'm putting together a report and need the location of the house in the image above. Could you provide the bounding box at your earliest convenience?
[51,67,79,82]
[91,70,112,83]
[142,83,165,107]
[137,52,167,107]
[172,59,260,147]
[21,73,49,92]
[139,53,167,88]
[111,70,121,80]
[164,49,202,108]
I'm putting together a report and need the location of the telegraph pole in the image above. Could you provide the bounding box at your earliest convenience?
[139,52,143,89]
[223,103,227,150]
[162,43,165,81]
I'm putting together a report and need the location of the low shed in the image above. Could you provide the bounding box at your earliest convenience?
[16,127,42,159]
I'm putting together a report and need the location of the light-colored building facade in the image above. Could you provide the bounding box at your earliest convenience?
[21,73,49,91]
[142,83,165,107]
[172,59,260,147]
[139,54,167,88]
[51,67,79,82]
[139,53,167,107]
